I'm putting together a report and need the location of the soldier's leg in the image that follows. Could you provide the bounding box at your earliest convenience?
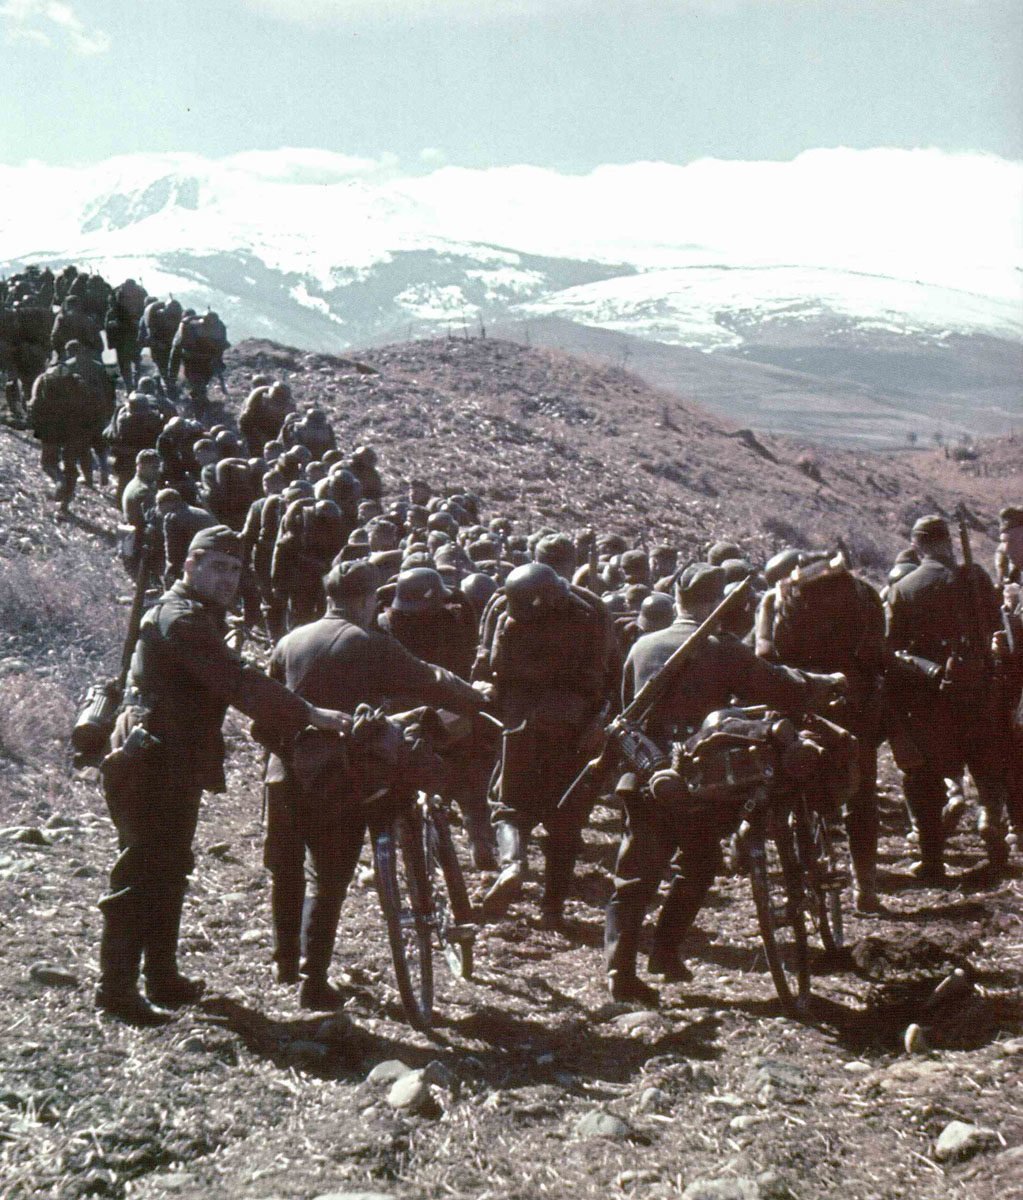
[453,752,498,871]
[847,742,881,911]
[55,441,78,511]
[97,765,176,1024]
[649,833,723,979]
[967,734,1012,872]
[902,767,947,883]
[606,788,674,1003]
[481,726,536,917]
[299,814,366,1010]
[40,440,62,481]
[142,786,203,1004]
[263,782,305,983]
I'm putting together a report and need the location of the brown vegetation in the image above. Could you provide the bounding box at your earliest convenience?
[0,337,1020,1200]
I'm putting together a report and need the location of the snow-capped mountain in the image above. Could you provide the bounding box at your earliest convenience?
[1,147,1020,440]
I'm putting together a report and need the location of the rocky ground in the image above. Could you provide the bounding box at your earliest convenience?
[0,337,1021,1200]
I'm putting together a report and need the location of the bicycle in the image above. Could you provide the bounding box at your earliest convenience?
[366,759,478,1029]
[670,703,853,1015]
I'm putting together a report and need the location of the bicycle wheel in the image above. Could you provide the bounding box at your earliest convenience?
[422,799,476,981]
[793,798,846,953]
[373,812,435,1029]
[746,814,811,1015]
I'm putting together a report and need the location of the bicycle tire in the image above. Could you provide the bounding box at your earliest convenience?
[373,814,435,1029]
[747,815,811,1015]
[422,800,475,981]
[794,800,845,953]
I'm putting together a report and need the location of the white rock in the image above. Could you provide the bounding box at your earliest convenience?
[575,1109,632,1140]
[387,1070,432,1113]
[934,1120,999,1162]
[367,1059,412,1085]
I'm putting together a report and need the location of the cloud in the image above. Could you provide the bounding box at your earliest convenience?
[241,0,557,24]
[0,0,110,54]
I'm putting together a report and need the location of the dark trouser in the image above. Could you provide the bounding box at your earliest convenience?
[100,761,202,990]
[151,342,173,392]
[900,708,1011,869]
[183,360,216,418]
[846,741,879,892]
[42,437,91,505]
[489,721,592,910]
[605,792,723,978]
[264,782,365,981]
[113,335,140,393]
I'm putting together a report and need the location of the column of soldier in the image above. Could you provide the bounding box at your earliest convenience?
[4,266,1020,1026]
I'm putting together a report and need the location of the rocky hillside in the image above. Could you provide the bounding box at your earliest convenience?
[228,334,1019,573]
[0,337,1021,1200]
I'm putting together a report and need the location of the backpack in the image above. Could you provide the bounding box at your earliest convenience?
[772,558,864,672]
[114,280,147,323]
[29,365,92,440]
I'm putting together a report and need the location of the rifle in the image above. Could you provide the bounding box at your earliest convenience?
[956,509,989,665]
[558,577,753,810]
[71,525,159,759]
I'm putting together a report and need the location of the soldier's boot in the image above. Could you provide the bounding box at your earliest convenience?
[605,893,659,1006]
[978,803,1009,874]
[905,776,946,884]
[143,890,205,1006]
[538,833,579,930]
[463,806,498,872]
[270,874,303,985]
[648,876,708,982]
[96,897,172,1026]
[480,822,528,918]
[848,800,881,914]
[298,895,345,1010]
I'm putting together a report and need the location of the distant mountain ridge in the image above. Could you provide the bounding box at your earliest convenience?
[1,148,1019,444]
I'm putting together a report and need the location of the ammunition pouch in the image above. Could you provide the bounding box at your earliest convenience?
[100,707,163,841]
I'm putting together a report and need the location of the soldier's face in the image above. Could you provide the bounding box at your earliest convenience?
[185,550,242,608]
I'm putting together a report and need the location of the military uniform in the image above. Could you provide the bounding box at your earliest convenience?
[605,601,816,996]
[99,550,315,1020]
[756,558,886,908]
[474,569,620,922]
[264,597,482,998]
[380,578,494,866]
[886,540,1008,876]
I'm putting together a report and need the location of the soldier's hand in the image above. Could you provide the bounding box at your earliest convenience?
[307,707,353,734]
[472,680,496,704]
[805,671,847,712]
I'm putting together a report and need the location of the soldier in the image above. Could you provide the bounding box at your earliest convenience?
[120,449,162,575]
[604,564,843,1004]
[156,488,215,585]
[757,551,887,911]
[168,310,228,415]
[107,391,165,503]
[28,353,97,511]
[282,406,336,459]
[51,294,104,360]
[239,380,296,456]
[263,560,485,1008]
[105,280,148,392]
[349,445,383,502]
[473,561,620,927]
[379,567,496,868]
[270,498,346,630]
[139,298,183,393]
[97,525,349,1024]
[886,515,1010,881]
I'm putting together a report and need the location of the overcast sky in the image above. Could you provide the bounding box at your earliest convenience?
[1,0,1020,169]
